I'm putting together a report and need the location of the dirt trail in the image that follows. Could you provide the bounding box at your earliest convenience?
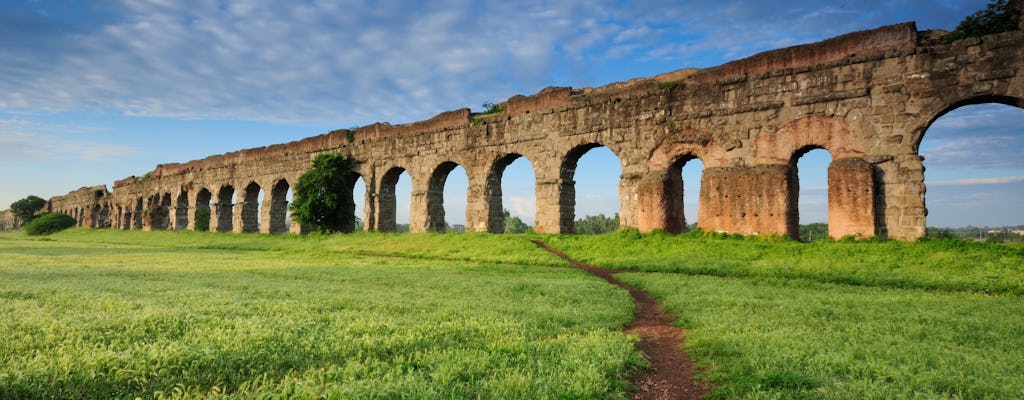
[530,239,707,400]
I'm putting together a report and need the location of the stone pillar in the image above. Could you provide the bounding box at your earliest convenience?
[618,171,641,231]
[375,181,397,232]
[636,171,686,234]
[290,220,313,234]
[878,154,926,241]
[465,178,489,233]
[260,195,274,234]
[699,165,792,237]
[827,158,876,239]
[533,177,565,234]
[409,188,430,233]
[232,203,246,233]
[211,200,234,232]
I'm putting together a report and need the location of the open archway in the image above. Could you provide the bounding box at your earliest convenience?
[918,99,1024,240]
[561,144,622,234]
[791,147,832,241]
[194,188,212,231]
[378,167,412,232]
[215,185,235,232]
[426,162,468,232]
[268,180,290,234]
[484,154,536,233]
[241,182,261,233]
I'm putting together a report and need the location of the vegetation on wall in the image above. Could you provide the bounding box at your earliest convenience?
[946,0,1022,42]
[290,153,358,233]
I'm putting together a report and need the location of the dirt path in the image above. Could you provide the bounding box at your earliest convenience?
[530,239,707,400]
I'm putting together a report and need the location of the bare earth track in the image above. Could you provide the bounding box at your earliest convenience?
[530,240,708,400]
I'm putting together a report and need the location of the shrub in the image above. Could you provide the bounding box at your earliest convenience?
[946,0,1022,42]
[194,209,211,231]
[24,213,77,236]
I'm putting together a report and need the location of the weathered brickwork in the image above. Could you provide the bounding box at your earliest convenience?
[29,23,1024,241]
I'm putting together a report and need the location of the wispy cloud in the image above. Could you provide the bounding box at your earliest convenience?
[0,0,991,125]
[0,119,137,162]
[930,176,1024,186]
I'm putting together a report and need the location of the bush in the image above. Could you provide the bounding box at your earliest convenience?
[24,213,77,236]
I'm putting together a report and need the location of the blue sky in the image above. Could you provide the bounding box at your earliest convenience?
[1,0,1020,228]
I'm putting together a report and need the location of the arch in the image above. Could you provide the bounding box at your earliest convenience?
[754,116,867,164]
[425,161,465,232]
[349,174,367,233]
[787,145,875,240]
[917,100,1024,231]
[377,167,408,232]
[98,203,110,228]
[174,190,189,230]
[483,153,537,233]
[790,146,832,241]
[132,197,143,230]
[558,143,623,234]
[194,188,213,231]
[268,179,290,234]
[215,185,235,232]
[912,95,1024,151]
[241,181,261,233]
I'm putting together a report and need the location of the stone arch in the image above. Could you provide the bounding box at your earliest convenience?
[132,197,144,230]
[911,95,1024,151]
[755,115,868,164]
[555,143,624,234]
[910,94,1024,233]
[482,153,536,233]
[640,131,726,233]
[174,190,189,230]
[376,167,408,232]
[240,181,261,233]
[194,188,213,231]
[423,161,466,232]
[786,144,876,240]
[268,179,290,234]
[214,185,235,232]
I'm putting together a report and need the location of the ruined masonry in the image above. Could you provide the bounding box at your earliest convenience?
[35,23,1024,241]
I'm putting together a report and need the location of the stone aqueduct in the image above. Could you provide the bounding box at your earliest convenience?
[24,23,1024,241]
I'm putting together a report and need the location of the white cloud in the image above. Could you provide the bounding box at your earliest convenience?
[930,176,1024,186]
[0,119,137,162]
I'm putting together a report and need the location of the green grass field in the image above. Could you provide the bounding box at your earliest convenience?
[0,230,639,399]
[2,229,1023,399]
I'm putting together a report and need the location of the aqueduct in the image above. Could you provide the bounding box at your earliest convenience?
[32,22,1024,241]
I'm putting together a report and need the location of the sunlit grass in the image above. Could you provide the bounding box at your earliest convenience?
[545,231,1024,295]
[619,273,1024,399]
[0,230,640,399]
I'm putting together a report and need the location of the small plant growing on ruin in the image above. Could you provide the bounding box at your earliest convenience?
[290,153,358,233]
[946,0,1022,42]
[481,102,504,114]
[194,209,211,231]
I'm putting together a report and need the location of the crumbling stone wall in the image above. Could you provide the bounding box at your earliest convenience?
[36,22,1024,241]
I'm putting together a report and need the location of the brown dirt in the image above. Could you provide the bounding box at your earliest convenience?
[530,239,708,400]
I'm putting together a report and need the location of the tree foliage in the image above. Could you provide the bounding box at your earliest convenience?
[290,153,358,234]
[10,195,46,223]
[24,213,76,235]
[947,0,1021,42]
[575,213,620,235]
[503,209,530,234]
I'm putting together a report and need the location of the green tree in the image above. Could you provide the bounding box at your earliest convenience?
[947,0,1022,42]
[503,209,529,234]
[194,208,211,232]
[575,213,620,235]
[290,153,358,233]
[10,195,46,224]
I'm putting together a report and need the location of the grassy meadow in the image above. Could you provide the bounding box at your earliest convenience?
[0,230,639,399]
[2,228,1023,398]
